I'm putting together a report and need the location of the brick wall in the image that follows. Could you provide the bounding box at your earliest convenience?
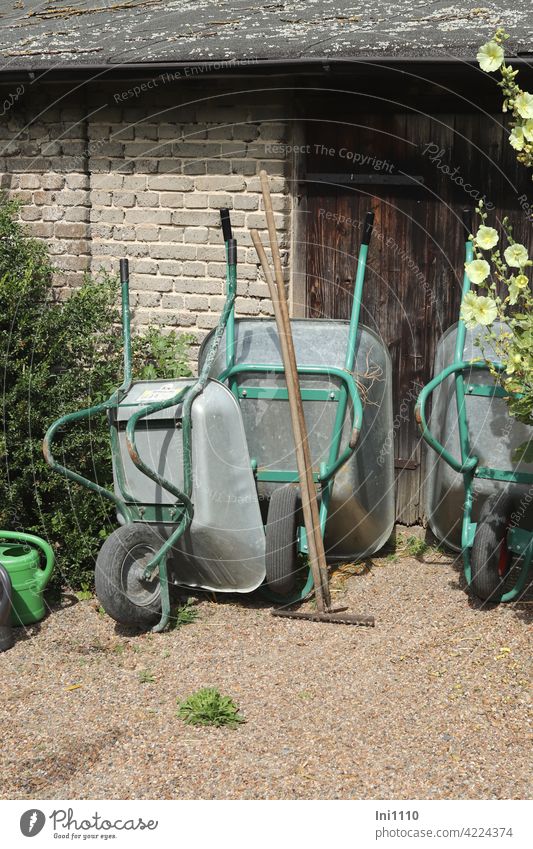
[0,78,293,358]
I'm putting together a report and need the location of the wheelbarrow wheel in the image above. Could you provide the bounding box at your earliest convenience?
[95,523,168,628]
[265,485,300,597]
[470,493,513,602]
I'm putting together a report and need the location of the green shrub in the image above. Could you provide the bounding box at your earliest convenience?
[0,196,192,590]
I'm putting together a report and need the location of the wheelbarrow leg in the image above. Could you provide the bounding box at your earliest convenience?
[152,554,171,633]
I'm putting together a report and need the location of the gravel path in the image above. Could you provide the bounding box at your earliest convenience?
[1,533,531,800]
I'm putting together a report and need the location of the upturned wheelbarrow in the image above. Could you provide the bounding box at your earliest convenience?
[416,209,533,602]
[43,209,394,631]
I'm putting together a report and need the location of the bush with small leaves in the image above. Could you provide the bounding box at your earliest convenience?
[0,195,192,590]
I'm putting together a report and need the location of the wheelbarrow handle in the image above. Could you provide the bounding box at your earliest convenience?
[220,208,233,242]
[414,360,497,474]
[461,207,473,239]
[362,211,374,245]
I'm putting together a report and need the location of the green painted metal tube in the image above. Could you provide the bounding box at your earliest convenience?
[43,395,132,522]
[416,360,496,473]
[453,239,474,475]
[43,259,137,519]
[346,243,368,372]
[501,538,532,601]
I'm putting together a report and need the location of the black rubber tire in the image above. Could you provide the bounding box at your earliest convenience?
[265,485,300,597]
[95,523,167,628]
[470,493,513,602]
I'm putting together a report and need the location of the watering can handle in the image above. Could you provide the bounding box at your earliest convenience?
[362,211,374,246]
[0,532,54,591]
[461,208,473,239]
[220,208,233,242]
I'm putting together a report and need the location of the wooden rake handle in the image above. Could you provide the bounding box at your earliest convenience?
[250,170,331,612]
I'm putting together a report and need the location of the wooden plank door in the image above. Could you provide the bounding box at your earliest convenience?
[303,113,531,523]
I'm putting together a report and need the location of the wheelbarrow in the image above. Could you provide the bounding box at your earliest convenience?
[416,209,533,602]
[43,209,394,631]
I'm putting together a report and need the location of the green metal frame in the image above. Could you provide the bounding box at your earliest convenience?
[44,212,373,626]
[415,231,533,602]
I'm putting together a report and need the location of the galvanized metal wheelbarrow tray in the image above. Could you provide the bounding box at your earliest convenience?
[43,210,394,631]
[416,210,533,603]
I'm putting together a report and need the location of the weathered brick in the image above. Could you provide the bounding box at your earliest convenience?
[131,274,173,292]
[148,176,193,191]
[182,261,205,277]
[124,209,171,225]
[157,260,183,276]
[112,191,135,207]
[184,294,208,311]
[54,222,89,238]
[161,294,185,309]
[136,191,159,207]
[149,243,192,260]
[157,226,184,242]
[183,193,208,209]
[66,174,90,190]
[233,194,259,211]
[235,297,260,315]
[19,174,41,189]
[31,222,54,238]
[91,174,124,190]
[195,313,219,329]
[184,226,208,244]
[159,192,184,208]
[172,210,220,227]
[136,291,162,308]
[195,176,245,192]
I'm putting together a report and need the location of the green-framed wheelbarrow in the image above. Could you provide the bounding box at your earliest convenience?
[416,209,533,603]
[43,209,394,631]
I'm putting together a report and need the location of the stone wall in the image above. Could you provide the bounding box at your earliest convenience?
[0,77,294,357]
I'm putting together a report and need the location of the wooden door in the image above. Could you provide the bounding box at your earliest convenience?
[304,113,531,523]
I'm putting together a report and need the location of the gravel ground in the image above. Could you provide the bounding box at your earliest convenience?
[1,531,531,800]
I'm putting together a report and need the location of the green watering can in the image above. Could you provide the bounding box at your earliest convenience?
[0,532,55,626]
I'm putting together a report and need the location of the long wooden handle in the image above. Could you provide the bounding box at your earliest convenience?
[252,171,331,610]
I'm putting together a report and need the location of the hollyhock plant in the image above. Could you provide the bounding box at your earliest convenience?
[466,30,533,457]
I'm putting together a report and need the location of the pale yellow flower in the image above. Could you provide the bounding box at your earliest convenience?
[469,295,498,327]
[510,126,525,150]
[504,243,529,268]
[509,280,521,304]
[465,259,490,285]
[461,290,480,327]
[506,353,522,375]
[523,119,533,141]
[515,91,533,119]
[508,274,529,304]
[461,291,497,328]
[474,225,498,250]
[477,41,504,72]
